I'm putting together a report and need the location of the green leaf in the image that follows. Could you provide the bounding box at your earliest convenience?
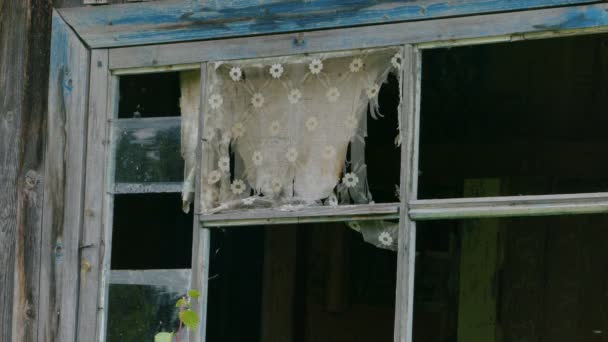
[188,289,201,299]
[179,309,200,330]
[175,298,188,308]
[154,332,173,342]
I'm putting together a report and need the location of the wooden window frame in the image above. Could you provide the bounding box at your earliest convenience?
[45,3,608,342]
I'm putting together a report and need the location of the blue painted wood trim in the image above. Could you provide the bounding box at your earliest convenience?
[58,0,599,48]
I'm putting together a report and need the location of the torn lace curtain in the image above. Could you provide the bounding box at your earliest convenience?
[180,47,404,251]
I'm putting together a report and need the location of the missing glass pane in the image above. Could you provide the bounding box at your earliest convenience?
[111,193,193,270]
[198,48,403,213]
[419,34,608,199]
[414,214,608,342]
[118,72,181,118]
[206,223,397,342]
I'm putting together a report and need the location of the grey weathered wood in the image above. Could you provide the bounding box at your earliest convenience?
[97,74,119,342]
[39,10,91,342]
[409,192,608,220]
[200,203,400,227]
[1,0,51,340]
[190,64,209,342]
[113,182,183,194]
[83,0,109,4]
[393,45,421,342]
[109,3,608,71]
[58,0,597,49]
[77,48,110,342]
[110,269,192,293]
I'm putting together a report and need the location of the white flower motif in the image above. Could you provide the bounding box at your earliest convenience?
[232,122,245,138]
[229,66,242,81]
[252,151,263,166]
[269,63,284,79]
[270,179,282,194]
[327,193,338,207]
[366,83,380,99]
[269,120,281,136]
[305,116,319,131]
[378,231,394,246]
[221,131,232,145]
[208,94,223,109]
[251,93,265,108]
[322,145,336,160]
[230,179,246,195]
[348,221,361,231]
[391,53,402,69]
[349,58,363,73]
[288,89,302,104]
[345,115,358,130]
[285,147,298,163]
[309,59,323,74]
[218,156,230,173]
[326,87,340,102]
[342,172,359,187]
[207,170,222,185]
[242,197,255,205]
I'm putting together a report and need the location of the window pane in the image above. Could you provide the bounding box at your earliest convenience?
[206,223,397,342]
[111,193,193,270]
[118,72,181,118]
[419,34,608,199]
[114,117,183,184]
[106,284,182,340]
[414,214,608,341]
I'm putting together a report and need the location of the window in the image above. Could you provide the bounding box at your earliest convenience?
[47,3,608,341]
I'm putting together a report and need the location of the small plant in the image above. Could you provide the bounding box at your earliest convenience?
[154,289,201,342]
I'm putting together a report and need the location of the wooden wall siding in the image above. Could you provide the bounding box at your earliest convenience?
[39,11,91,342]
[57,0,598,48]
[1,0,52,341]
[109,3,608,71]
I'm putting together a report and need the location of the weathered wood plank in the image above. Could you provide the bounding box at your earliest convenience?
[77,49,110,342]
[39,10,91,342]
[109,3,608,71]
[113,182,183,194]
[409,192,608,220]
[97,74,119,342]
[393,45,421,342]
[57,0,597,48]
[200,203,400,227]
[190,64,209,342]
[110,269,191,293]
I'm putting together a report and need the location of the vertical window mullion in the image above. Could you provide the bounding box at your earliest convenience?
[190,63,211,342]
[394,44,422,342]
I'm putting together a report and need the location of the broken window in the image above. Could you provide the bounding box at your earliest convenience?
[192,47,403,213]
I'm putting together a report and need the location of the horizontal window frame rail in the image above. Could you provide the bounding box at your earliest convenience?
[108,3,608,72]
[409,192,608,220]
[199,203,400,227]
[109,269,191,294]
[112,181,183,194]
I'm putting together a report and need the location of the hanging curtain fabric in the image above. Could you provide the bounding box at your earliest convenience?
[180,70,201,213]
[196,47,403,213]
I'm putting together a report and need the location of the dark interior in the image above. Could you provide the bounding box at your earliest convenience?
[206,223,397,342]
[419,34,608,199]
[118,72,182,118]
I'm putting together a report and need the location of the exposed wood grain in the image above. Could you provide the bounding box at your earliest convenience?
[261,226,297,342]
[200,203,400,227]
[190,64,209,342]
[39,11,91,342]
[97,74,119,342]
[409,192,608,220]
[76,49,110,342]
[58,0,597,48]
[109,3,608,71]
[393,45,421,342]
